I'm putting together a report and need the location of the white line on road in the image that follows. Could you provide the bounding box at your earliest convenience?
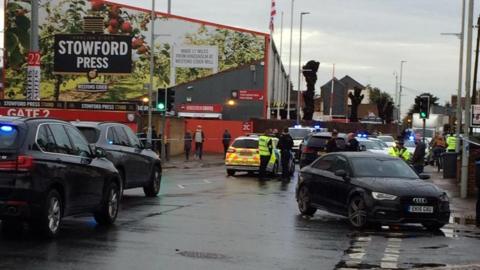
[177,184,185,189]
[380,237,402,269]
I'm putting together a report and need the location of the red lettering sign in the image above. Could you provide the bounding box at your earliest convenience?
[27,52,41,66]
[0,108,134,123]
[178,104,223,113]
[242,121,253,132]
[238,90,264,101]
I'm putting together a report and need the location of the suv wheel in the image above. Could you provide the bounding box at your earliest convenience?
[297,185,317,216]
[143,166,161,197]
[33,189,62,238]
[94,181,120,225]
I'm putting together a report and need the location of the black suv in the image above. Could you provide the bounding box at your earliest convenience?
[72,122,162,197]
[0,117,121,237]
[299,132,347,168]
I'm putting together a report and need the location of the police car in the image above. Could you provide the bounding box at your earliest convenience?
[225,135,294,177]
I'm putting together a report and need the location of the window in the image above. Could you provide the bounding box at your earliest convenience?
[331,157,348,173]
[232,139,258,149]
[312,155,335,170]
[350,158,418,179]
[77,127,100,144]
[107,127,118,144]
[113,126,131,146]
[36,125,56,152]
[65,126,91,157]
[123,126,142,148]
[49,124,73,154]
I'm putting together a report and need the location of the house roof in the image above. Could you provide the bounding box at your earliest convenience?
[339,75,364,89]
[320,77,345,90]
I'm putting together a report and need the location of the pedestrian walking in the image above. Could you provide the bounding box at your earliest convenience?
[326,130,339,153]
[345,133,360,152]
[222,129,232,157]
[258,130,273,181]
[411,134,426,174]
[194,125,205,160]
[184,130,192,161]
[151,127,158,153]
[278,128,294,181]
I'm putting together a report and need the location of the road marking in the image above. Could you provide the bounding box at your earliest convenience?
[203,179,212,183]
[343,236,372,267]
[177,184,185,189]
[177,180,213,189]
[380,237,402,269]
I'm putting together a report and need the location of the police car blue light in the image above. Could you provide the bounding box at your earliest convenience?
[0,125,13,133]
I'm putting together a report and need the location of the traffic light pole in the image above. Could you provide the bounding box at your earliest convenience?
[422,119,426,144]
[161,89,167,163]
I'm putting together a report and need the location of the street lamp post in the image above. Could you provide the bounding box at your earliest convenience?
[147,0,156,149]
[296,12,310,123]
[287,0,294,119]
[398,60,407,131]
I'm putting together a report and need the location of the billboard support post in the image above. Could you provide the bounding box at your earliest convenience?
[27,0,40,101]
[148,0,155,152]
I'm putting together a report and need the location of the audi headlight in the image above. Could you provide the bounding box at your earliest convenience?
[439,193,449,202]
[372,192,397,201]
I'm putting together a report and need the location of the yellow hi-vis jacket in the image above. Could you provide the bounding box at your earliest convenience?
[446,135,457,151]
[388,146,411,161]
[258,135,272,156]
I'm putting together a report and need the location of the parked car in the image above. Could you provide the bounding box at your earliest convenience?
[288,126,315,160]
[296,152,450,230]
[377,135,395,148]
[225,135,294,176]
[299,132,347,168]
[72,122,162,197]
[357,138,389,156]
[0,117,121,237]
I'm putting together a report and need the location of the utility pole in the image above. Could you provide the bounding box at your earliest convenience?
[472,15,480,105]
[329,64,335,116]
[287,0,294,119]
[398,60,407,130]
[461,0,474,199]
[457,0,466,152]
[147,0,156,148]
[167,0,171,14]
[277,11,284,120]
[27,0,40,101]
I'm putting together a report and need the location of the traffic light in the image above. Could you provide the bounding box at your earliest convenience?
[419,95,430,119]
[156,89,166,112]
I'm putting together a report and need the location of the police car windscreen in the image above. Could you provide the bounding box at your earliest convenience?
[307,136,329,148]
[0,125,19,149]
[232,139,258,149]
[77,127,100,144]
[289,129,311,139]
[413,128,434,138]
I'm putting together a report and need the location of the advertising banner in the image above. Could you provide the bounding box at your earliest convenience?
[178,103,223,113]
[173,46,219,70]
[231,89,264,101]
[53,34,132,75]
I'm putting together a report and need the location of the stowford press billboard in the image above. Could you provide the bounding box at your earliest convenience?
[3,0,267,101]
[53,34,132,75]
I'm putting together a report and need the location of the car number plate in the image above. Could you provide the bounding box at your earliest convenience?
[408,206,434,213]
[239,151,251,156]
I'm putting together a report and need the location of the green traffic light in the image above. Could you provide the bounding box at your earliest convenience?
[157,103,165,111]
[420,112,427,118]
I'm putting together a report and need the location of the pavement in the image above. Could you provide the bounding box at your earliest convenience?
[424,166,478,224]
[163,154,225,169]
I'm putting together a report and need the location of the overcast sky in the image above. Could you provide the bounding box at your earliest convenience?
[114,0,470,115]
[2,0,473,115]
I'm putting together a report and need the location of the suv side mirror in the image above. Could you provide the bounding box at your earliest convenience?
[90,144,107,158]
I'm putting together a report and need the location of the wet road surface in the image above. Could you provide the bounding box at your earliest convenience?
[0,164,480,269]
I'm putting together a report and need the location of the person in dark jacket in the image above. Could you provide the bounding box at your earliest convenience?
[411,135,426,174]
[222,129,232,157]
[277,128,294,181]
[345,133,359,151]
[326,130,339,153]
[184,130,193,161]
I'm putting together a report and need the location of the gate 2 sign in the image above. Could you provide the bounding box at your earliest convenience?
[53,34,132,75]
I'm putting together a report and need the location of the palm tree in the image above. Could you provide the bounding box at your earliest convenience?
[348,87,364,122]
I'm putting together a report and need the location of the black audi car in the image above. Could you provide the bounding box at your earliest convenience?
[0,117,121,237]
[296,152,450,230]
[72,122,162,197]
